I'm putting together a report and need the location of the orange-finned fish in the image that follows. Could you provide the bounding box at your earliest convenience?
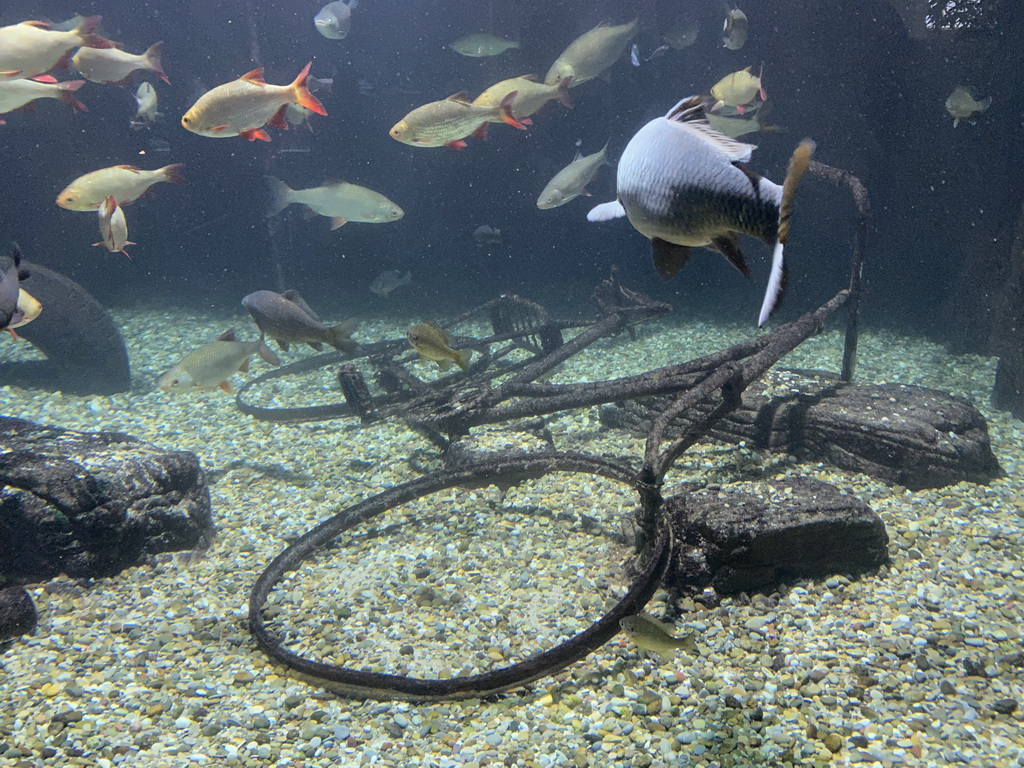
[95,196,134,258]
[0,76,87,115]
[390,91,525,149]
[181,62,326,141]
[0,16,112,80]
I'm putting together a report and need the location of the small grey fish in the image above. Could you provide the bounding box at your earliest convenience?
[722,7,748,50]
[473,224,503,245]
[537,141,609,209]
[315,0,357,39]
[587,95,814,327]
[620,614,695,657]
[630,43,641,67]
[242,289,359,352]
[369,269,412,297]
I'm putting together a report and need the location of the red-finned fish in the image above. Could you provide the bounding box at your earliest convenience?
[95,196,134,258]
[544,19,639,88]
[56,163,186,210]
[390,91,525,149]
[0,76,86,115]
[181,62,326,141]
[587,96,814,328]
[72,41,168,85]
[0,16,113,80]
[471,75,572,124]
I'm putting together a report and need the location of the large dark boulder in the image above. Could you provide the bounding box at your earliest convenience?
[664,477,889,597]
[0,417,212,582]
[0,259,131,395]
[0,586,37,642]
[600,369,1002,490]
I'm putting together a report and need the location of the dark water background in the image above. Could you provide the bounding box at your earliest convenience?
[0,0,1020,342]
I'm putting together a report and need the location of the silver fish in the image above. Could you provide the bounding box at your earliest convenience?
[630,43,641,67]
[315,0,357,39]
[369,269,412,297]
[723,7,748,50]
[587,96,814,327]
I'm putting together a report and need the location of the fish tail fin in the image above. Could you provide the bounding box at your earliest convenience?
[979,95,992,112]
[291,62,327,116]
[161,163,187,186]
[143,41,169,84]
[57,80,87,112]
[555,76,574,108]
[257,336,281,366]
[264,176,293,217]
[328,317,360,353]
[75,15,114,48]
[456,348,472,371]
[759,138,815,328]
[498,92,527,130]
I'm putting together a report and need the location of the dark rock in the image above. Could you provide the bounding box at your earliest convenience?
[0,586,37,641]
[992,698,1018,715]
[0,260,131,395]
[600,369,1001,490]
[662,477,888,596]
[0,417,212,582]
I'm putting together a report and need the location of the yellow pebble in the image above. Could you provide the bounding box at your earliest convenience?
[537,694,554,707]
[40,682,63,697]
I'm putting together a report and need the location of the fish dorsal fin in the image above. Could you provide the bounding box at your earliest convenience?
[668,98,757,161]
[424,321,450,344]
[282,289,322,322]
[446,91,472,104]
[23,20,50,29]
[322,177,350,187]
[115,164,142,172]
[519,74,538,82]
[217,328,238,342]
[241,68,266,85]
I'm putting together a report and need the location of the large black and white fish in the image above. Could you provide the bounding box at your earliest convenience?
[0,244,31,334]
[587,96,814,327]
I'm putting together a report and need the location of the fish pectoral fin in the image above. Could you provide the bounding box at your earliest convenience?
[651,238,692,281]
[211,125,230,132]
[709,234,750,278]
[445,140,468,150]
[240,128,271,141]
[587,200,626,222]
[329,217,347,230]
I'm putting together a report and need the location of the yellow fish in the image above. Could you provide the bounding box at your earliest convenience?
[945,86,991,128]
[545,19,639,88]
[390,91,525,149]
[472,75,572,123]
[10,289,42,330]
[710,65,766,114]
[56,163,186,211]
[181,63,326,141]
[407,323,471,371]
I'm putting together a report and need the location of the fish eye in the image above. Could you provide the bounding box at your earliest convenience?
[183,116,190,124]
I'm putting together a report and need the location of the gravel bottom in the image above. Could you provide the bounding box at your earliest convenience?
[1,308,1023,768]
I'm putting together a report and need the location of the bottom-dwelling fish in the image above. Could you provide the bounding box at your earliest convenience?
[242,289,359,352]
[158,329,280,393]
[619,614,695,658]
[587,95,814,327]
[95,196,134,257]
[407,323,472,371]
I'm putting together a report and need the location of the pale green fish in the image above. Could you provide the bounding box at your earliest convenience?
[158,329,279,394]
[536,141,609,209]
[407,323,471,371]
[664,18,699,50]
[945,86,991,128]
[544,19,639,88]
[265,176,403,230]
[472,75,573,122]
[706,112,762,139]
[449,33,519,57]
[619,614,694,657]
[710,66,765,113]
